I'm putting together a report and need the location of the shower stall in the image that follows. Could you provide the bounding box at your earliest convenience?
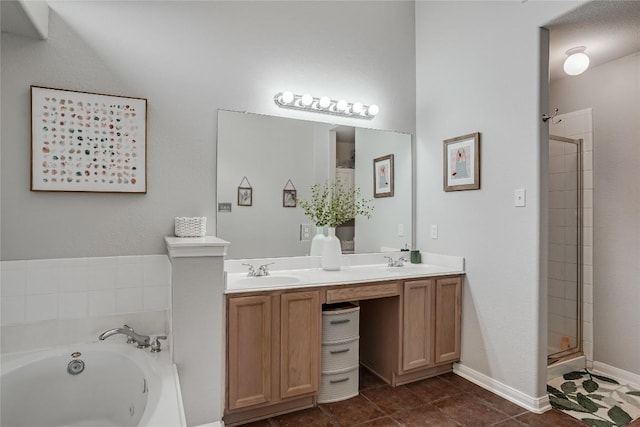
[547,134,583,365]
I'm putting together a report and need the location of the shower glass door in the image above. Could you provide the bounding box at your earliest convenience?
[548,135,583,364]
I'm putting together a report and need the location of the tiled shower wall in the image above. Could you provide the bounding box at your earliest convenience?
[1,254,170,353]
[548,108,594,366]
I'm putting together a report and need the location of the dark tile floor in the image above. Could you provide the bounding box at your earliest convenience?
[239,367,640,426]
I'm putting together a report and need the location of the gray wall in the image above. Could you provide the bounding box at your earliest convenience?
[1,1,416,260]
[415,0,582,400]
[549,53,640,376]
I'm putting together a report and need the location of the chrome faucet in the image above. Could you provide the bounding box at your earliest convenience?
[150,335,167,353]
[242,262,274,277]
[385,256,407,268]
[99,326,150,348]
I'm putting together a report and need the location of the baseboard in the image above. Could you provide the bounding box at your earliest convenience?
[193,422,223,427]
[453,363,551,414]
[592,361,640,389]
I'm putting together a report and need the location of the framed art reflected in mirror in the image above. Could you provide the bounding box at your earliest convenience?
[373,154,394,198]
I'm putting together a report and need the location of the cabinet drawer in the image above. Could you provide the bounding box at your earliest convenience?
[321,338,359,373]
[317,366,359,404]
[326,282,399,303]
[322,306,359,342]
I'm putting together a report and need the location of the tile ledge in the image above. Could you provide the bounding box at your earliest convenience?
[165,236,230,258]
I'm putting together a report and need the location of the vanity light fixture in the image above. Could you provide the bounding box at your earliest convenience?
[274,91,379,119]
[563,46,590,76]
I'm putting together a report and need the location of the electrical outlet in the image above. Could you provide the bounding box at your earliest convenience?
[300,224,313,241]
[398,224,404,236]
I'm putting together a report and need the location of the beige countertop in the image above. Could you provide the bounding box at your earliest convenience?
[224,252,464,294]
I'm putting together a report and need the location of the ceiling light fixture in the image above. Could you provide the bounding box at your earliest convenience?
[274,91,379,119]
[563,46,590,76]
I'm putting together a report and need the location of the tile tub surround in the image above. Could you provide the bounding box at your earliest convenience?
[1,255,170,353]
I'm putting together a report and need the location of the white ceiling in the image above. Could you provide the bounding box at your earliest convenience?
[547,1,640,81]
[1,0,48,39]
[3,1,638,82]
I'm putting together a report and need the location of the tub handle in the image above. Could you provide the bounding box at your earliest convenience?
[151,335,167,353]
[124,324,136,344]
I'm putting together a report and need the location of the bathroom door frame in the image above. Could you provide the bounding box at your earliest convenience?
[547,134,584,366]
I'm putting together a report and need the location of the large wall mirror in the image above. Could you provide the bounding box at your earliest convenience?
[217,110,413,259]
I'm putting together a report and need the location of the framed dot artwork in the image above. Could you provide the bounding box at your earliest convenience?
[30,86,148,193]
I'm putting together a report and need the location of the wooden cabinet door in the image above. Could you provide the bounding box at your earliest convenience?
[402,279,435,372]
[280,291,320,399]
[434,277,461,364]
[227,295,272,410]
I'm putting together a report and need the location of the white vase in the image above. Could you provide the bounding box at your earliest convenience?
[321,227,342,271]
[310,226,326,256]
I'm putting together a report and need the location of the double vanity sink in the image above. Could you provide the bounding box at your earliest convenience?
[223,252,465,426]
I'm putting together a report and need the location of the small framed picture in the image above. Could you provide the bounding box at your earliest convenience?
[443,132,480,192]
[283,189,297,207]
[237,186,252,206]
[373,154,394,198]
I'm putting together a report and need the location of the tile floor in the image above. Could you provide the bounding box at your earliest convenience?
[238,367,640,426]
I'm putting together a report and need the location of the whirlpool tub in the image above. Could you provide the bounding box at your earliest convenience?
[0,342,186,427]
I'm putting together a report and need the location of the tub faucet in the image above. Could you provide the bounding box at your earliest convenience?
[98,327,150,348]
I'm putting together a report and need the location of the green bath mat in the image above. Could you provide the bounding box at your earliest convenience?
[548,369,640,426]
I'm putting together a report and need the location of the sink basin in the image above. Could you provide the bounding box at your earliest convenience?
[232,275,301,287]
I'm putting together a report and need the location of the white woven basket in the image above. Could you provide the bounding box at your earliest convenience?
[174,217,207,237]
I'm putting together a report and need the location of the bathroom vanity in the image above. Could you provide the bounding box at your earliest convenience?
[222,255,464,426]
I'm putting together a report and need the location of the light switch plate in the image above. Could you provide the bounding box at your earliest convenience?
[218,202,232,212]
[514,189,526,207]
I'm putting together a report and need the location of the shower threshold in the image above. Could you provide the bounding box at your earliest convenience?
[547,353,586,381]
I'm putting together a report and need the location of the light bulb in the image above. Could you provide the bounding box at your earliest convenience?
[301,94,313,106]
[319,96,331,109]
[281,91,294,104]
[367,104,379,116]
[352,102,363,114]
[563,47,590,76]
[336,100,348,112]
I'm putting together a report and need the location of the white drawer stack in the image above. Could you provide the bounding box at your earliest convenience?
[317,303,360,404]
